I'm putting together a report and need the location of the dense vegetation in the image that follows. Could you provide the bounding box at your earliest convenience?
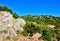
[21,15,60,41]
[0,6,60,41]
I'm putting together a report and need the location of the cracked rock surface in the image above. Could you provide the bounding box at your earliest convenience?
[0,11,26,41]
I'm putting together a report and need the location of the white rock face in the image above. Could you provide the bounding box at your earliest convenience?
[13,18,26,31]
[32,32,42,39]
[0,11,26,41]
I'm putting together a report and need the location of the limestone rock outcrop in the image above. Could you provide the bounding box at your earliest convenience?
[0,11,26,41]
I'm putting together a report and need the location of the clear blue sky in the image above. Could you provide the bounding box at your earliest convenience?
[0,0,60,16]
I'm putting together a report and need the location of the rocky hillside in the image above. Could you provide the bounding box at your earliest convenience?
[0,11,42,41]
[0,6,60,41]
[0,11,26,41]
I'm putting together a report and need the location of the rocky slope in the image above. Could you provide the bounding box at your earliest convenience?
[0,11,26,41]
[0,11,41,41]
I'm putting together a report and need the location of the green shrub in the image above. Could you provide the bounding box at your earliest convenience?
[6,36,11,40]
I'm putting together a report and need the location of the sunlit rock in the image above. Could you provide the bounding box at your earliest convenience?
[47,24,55,28]
[0,11,26,41]
[31,32,42,39]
